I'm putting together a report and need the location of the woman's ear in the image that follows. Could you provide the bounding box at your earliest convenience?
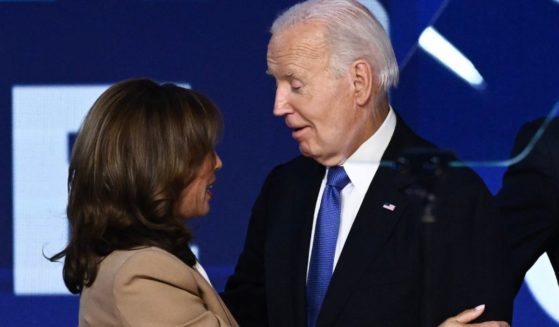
[351,59,374,107]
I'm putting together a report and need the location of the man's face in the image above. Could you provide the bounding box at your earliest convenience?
[267,22,363,166]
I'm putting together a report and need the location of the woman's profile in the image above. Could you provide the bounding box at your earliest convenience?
[50,78,238,326]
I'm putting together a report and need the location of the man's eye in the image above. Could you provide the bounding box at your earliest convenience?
[291,81,303,92]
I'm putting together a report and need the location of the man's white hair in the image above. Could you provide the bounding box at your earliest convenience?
[271,0,398,92]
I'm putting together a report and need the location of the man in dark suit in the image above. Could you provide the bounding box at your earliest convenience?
[497,117,559,293]
[222,1,512,326]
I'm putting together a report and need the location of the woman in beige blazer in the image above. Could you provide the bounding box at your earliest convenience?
[50,78,238,327]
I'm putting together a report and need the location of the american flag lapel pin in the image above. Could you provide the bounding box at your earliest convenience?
[382,203,396,211]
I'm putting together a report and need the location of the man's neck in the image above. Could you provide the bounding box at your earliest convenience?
[350,96,390,153]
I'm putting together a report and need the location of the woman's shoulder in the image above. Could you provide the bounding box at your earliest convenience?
[97,248,237,327]
[100,247,197,289]
[111,246,192,272]
[110,246,184,263]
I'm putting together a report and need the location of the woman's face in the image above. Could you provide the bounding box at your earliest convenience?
[177,152,222,219]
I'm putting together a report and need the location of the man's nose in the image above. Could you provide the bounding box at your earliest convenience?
[273,87,292,117]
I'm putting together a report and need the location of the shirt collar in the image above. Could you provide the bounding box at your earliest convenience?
[340,107,397,195]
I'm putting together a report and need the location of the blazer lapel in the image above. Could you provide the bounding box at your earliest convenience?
[317,165,409,326]
[317,117,428,326]
[294,163,324,326]
[193,269,240,327]
[267,158,325,327]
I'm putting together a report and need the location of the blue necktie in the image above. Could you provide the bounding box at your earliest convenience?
[307,166,350,327]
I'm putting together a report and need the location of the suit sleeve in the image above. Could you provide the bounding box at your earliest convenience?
[497,120,559,290]
[465,182,514,322]
[113,249,232,327]
[430,168,514,324]
[221,167,282,327]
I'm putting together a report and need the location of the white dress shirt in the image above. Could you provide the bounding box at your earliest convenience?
[307,108,397,276]
[195,262,212,286]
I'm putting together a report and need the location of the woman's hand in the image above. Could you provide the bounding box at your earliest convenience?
[439,305,510,327]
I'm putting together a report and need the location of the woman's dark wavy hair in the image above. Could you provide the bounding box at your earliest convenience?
[49,78,223,294]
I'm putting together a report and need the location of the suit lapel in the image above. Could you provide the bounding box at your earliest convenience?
[317,118,429,326]
[294,162,324,326]
[267,158,325,327]
[193,269,239,327]
[317,165,409,325]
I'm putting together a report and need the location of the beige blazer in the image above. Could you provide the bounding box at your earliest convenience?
[79,247,238,327]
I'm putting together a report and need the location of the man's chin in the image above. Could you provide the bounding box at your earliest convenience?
[299,146,341,166]
[298,144,314,158]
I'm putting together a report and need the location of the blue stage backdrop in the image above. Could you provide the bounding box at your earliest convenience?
[1,0,557,325]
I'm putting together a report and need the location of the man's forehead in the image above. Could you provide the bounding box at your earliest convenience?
[268,21,327,52]
[267,22,329,67]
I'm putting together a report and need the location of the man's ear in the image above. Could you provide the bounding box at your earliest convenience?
[351,59,374,107]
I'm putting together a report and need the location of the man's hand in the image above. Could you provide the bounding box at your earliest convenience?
[439,305,510,327]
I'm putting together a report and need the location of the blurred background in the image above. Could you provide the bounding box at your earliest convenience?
[1,0,558,325]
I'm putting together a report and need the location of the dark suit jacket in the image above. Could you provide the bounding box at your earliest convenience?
[223,118,513,326]
[497,118,559,293]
